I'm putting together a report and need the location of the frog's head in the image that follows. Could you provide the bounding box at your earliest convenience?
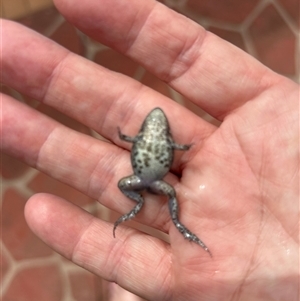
[142,107,169,130]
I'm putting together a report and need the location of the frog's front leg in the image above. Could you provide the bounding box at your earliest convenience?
[149,180,211,256]
[171,141,192,151]
[114,175,146,237]
[118,127,138,143]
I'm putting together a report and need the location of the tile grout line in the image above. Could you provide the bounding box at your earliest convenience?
[271,0,299,35]
[43,13,66,37]
[0,242,17,297]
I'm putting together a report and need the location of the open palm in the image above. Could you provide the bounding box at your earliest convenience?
[2,0,298,300]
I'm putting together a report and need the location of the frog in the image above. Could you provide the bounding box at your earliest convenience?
[114,107,211,256]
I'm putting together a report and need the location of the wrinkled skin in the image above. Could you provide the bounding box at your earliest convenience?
[1,0,299,300]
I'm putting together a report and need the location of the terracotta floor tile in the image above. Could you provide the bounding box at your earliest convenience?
[208,27,246,51]
[3,265,63,301]
[1,85,14,98]
[28,0,53,12]
[182,97,221,127]
[1,189,53,260]
[1,250,11,282]
[69,270,102,301]
[2,83,40,109]
[1,153,30,180]
[2,0,32,20]
[22,94,41,108]
[94,49,140,78]
[249,4,296,75]
[37,102,92,134]
[186,0,260,23]
[50,21,85,55]
[19,7,60,34]
[141,72,171,98]
[278,0,299,27]
[28,172,96,207]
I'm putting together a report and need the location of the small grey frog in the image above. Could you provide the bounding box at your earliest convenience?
[114,107,211,255]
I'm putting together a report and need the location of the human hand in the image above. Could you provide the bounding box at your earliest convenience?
[1,0,299,300]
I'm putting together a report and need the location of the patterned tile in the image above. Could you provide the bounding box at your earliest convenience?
[141,72,171,98]
[18,6,59,33]
[1,153,30,180]
[3,265,63,301]
[28,0,53,12]
[94,49,140,77]
[249,4,296,75]
[278,0,299,27]
[208,27,246,51]
[37,103,92,134]
[50,21,85,55]
[2,0,32,20]
[1,251,11,284]
[1,189,53,260]
[69,270,102,301]
[186,0,260,23]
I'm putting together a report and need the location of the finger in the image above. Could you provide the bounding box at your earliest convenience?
[25,193,172,300]
[2,20,215,151]
[54,0,281,118]
[1,94,172,231]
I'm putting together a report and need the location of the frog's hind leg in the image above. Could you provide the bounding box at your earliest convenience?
[113,192,144,237]
[114,176,145,238]
[168,197,212,256]
[149,180,211,256]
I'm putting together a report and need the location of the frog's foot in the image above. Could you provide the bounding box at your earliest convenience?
[113,199,144,238]
[174,221,212,257]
